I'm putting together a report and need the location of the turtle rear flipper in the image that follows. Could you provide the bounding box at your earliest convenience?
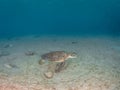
[44,71,54,79]
[55,61,69,73]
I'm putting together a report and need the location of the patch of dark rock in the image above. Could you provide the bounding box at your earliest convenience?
[3,44,13,48]
[0,51,10,57]
[71,41,78,44]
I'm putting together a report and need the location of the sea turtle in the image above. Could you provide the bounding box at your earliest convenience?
[39,51,77,78]
[39,51,77,64]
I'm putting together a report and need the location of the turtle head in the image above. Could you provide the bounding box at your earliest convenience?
[67,52,77,58]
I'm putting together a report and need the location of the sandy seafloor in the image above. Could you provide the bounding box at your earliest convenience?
[0,35,120,90]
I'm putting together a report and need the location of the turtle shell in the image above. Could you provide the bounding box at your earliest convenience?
[41,51,68,62]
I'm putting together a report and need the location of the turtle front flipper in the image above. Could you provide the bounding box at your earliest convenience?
[39,59,45,65]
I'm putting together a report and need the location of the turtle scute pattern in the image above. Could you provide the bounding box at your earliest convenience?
[41,51,69,62]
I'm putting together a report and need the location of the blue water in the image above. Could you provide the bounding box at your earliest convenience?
[0,0,120,38]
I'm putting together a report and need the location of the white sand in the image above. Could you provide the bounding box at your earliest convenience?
[0,35,120,90]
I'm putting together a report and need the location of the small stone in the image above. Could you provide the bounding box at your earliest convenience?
[4,63,18,69]
[25,50,36,56]
[0,51,10,57]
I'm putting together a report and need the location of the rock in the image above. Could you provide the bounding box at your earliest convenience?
[4,44,13,48]
[0,51,10,57]
[71,41,78,44]
[25,50,36,56]
[4,63,19,69]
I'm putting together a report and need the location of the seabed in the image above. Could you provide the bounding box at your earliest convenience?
[0,35,120,90]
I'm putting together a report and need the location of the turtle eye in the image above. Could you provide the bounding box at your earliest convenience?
[71,52,77,56]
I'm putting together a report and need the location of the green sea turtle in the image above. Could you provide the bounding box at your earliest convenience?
[39,51,77,78]
[39,51,77,64]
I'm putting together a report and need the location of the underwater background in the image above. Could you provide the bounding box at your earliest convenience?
[0,0,120,38]
[0,0,120,90]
